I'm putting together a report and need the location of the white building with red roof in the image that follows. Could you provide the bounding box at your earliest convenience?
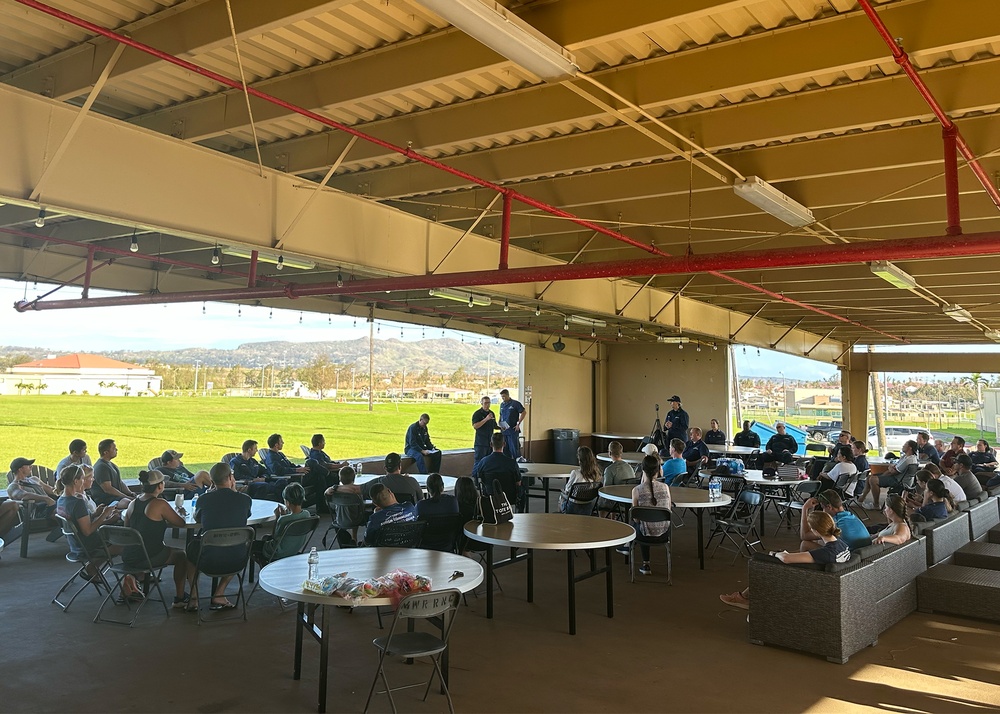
[0,354,161,396]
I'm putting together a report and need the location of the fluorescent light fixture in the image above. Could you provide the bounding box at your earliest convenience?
[428,288,492,307]
[567,315,607,328]
[417,0,578,82]
[657,335,690,344]
[870,261,918,290]
[221,246,315,270]
[984,330,1000,343]
[733,176,814,227]
[943,304,973,323]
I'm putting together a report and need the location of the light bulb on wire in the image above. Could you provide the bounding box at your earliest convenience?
[211,247,220,265]
[503,299,509,312]
[563,317,569,331]
[35,209,45,228]
[276,255,285,270]
[534,306,541,317]
[129,235,139,253]
[337,270,343,288]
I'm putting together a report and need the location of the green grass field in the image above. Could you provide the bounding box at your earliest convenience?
[2,396,480,477]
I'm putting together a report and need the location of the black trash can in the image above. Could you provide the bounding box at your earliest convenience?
[552,428,580,465]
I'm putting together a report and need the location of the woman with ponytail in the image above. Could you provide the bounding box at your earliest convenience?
[913,478,953,521]
[629,455,671,576]
[872,494,912,545]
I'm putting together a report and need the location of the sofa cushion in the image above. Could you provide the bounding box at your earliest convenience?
[826,552,862,573]
[957,500,971,512]
[854,543,886,562]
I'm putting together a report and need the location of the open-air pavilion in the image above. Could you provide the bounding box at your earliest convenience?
[3,1,1000,711]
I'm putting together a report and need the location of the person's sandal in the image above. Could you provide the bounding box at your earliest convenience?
[210,600,236,611]
[172,593,191,609]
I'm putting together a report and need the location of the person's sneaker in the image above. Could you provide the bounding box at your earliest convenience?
[720,591,750,610]
[638,563,652,576]
[517,457,528,463]
[615,545,630,555]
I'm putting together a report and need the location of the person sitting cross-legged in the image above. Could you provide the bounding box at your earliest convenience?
[363,484,417,546]
[721,511,851,610]
[8,457,59,527]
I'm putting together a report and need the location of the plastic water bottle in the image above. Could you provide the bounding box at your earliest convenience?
[190,493,199,514]
[709,477,720,501]
[307,547,320,581]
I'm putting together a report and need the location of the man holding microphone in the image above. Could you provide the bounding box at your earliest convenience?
[472,396,500,465]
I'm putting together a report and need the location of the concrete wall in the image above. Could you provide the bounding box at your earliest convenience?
[522,345,595,461]
[605,343,730,436]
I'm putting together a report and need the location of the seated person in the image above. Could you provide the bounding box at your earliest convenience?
[703,419,726,446]
[90,439,134,510]
[56,439,93,479]
[929,469,968,505]
[364,484,417,546]
[558,446,602,513]
[230,440,285,501]
[952,454,983,500]
[933,438,947,458]
[252,482,313,562]
[864,439,918,508]
[916,431,940,466]
[472,433,521,508]
[187,462,252,610]
[802,491,870,550]
[415,473,461,551]
[122,470,193,609]
[911,478,953,521]
[55,464,120,575]
[851,440,869,473]
[939,436,966,475]
[361,452,423,505]
[818,445,859,496]
[763,422,798,464]
[325,466,365,546]
[261,433,310,481]
[630,454,672,575]
[602,441,634,487]
[720,511,850,609]
[308,433,348,490]
[970,439,998,479]
[663,439,688,486]
[404,413,442,474]
[733,421,760,449]
[325,465,362,498]
[682,428,710,473]
[870,494,912,546]
[8,457,59,523]
[156,450,212,495]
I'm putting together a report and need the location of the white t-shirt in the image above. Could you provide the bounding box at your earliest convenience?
[827,461,859,491]
[937,474,967,503]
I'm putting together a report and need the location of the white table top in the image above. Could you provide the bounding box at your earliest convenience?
[707,445,760,455]
[665,486,732,509]
[699,469,802,487]
[591,433,646,441]
[519,462,575,477]
[171,497,279,528]
[596,452,645,465]
[464,513,635,550]
[258,547,483,606]
[354,473,457,491]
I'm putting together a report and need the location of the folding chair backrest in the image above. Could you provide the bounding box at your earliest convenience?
[740,490,763,507]
[271,516,319,557]
[796,481,821,498]
[395,589,461,621]
[55,512,95,561]
[853,472,870,497]
[99,524,144,549]
[568,481,602,503]
[619,477,641,486]
[31,465,57,486]
[220,452,238,466]
[327,490,367,528]
[418,513,466,552]
[395,492,416,506]
[629,506,672,525]
[717,476,746,495]
[373,520,426,548]
[197,526,255,577]
[299,445,310,459]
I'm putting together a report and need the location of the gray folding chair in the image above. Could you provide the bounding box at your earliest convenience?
[51,513,112,612]
[248,516,319,605]
[190,526,255,625]
[95,525,172,626]
[322,490,368,548]
[772,480,821,535]
[363,588,462,714]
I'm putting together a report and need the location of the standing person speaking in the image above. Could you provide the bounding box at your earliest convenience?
[472,396,500,465]
[663,396,689,446]
[499,388,527,462]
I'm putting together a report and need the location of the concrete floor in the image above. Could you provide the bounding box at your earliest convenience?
[5,499,1000,713]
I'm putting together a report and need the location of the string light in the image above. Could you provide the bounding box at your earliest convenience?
[211,247,220,265]
[129,234,139,253]
[617,325,622,338]
[638,324,645,334]
[535,306,541,317]
[202,302,206,315]
[299,312,303,324]
[35,209,45,228]
[269,308,273,319]
[468,295,474,307]
[590,327,596,337]
[337,270,343,288]
[238,305,242,317]
[276,255,285,270]
[563,317,569,331]
[503,299,509,312]
[328,316,332,325]
[712,342,718,351]
[678,342,684,350]
[696,343,701,352]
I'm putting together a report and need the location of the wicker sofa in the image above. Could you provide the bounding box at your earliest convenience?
[747,537,927,663]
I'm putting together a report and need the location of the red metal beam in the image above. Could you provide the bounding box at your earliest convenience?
[857,0,1000,211]
[499,193,512,270]
[16,230,1000,316]
[943,127,962,236]
[10,0,906,341]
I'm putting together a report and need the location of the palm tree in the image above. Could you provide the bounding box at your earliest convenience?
[961,372,990,405]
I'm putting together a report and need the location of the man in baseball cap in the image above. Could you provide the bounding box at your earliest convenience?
[157,450,211,495]
[7,457,60,539]
[664,396,689,444]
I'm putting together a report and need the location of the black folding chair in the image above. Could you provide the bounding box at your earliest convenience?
[628,506,671,584]
[51,514,112,612]
[562,481,602,515]
[418,513,466,553]
[706,490,764,565]
[372,521,427,548]
[95,525,172,626]
[190,526,255,625]
[363,589,463,714]
[772,480,821,535]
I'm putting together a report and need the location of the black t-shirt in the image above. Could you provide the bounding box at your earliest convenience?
[733,430,760,448]
[472,408,498,445]
[704,429,726,445]
[473,452,521,505]
[766,433,798,454]
[196,488,252,530]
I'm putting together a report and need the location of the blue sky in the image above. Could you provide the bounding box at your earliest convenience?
[2,278,995,380]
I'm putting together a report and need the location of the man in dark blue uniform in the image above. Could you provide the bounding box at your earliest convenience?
[404,413,441,474]
[499,389,526,461]
[664,395,689,445]
[472,396,500,464]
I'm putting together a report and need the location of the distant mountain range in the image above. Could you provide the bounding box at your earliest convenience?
[0,337,519,375]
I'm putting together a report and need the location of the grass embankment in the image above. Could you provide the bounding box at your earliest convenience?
[2,396,479,477]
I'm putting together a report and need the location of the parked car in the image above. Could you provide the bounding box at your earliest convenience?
[806,419,843,441]
[865,425,921,454]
